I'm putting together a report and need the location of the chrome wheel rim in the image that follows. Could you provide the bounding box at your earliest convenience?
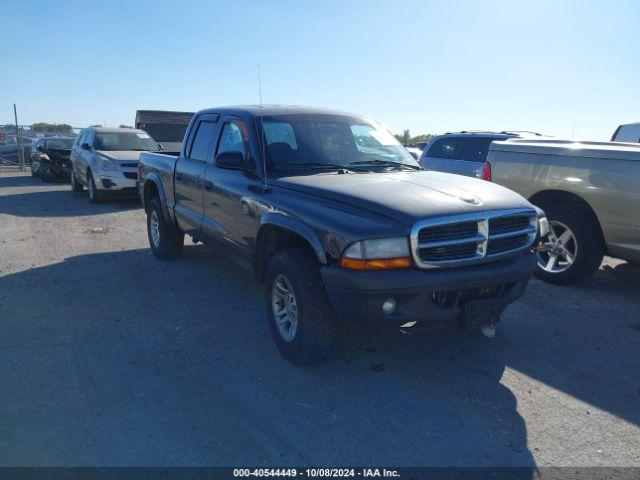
[271,274,298,343]
[537,220,578,273]
[150,210,160,248]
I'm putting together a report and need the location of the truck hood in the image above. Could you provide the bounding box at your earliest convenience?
[272,171,533,226]
[96,150,144,162]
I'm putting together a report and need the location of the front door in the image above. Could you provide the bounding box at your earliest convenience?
[202,115,261,252]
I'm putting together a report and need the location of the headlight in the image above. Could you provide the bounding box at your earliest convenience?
[340,237,412,270]
[98,156,117,171]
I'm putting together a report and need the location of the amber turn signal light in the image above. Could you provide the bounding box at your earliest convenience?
[339,257,412,270]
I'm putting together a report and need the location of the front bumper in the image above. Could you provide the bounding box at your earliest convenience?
[321,252,536,329]
[94,169,139,196]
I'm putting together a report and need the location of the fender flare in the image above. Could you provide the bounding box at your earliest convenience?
[143,173,173,225]
[255,214,328,277]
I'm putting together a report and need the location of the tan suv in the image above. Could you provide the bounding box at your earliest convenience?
[487,139,640,284]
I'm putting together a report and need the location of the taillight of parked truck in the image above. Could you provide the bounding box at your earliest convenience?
[482,161,492,181]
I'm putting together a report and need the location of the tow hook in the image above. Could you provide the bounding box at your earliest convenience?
[533,241,549,253]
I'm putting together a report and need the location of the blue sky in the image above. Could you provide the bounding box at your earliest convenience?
[1,0,638,140]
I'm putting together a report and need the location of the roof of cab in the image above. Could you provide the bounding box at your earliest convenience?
[490,138,640,161]
[195,105,360,118]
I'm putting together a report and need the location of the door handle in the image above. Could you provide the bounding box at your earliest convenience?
[205,181,213,191]
[176,172,183,180]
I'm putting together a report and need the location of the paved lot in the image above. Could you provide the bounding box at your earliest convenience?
[0,171,639,467]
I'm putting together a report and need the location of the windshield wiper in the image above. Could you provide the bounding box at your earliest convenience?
[278,162,372,173]
[348,159,423,171]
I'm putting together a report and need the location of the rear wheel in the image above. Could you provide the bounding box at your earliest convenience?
[147,197,184,260]
[87,171,101,203]
[535,203,604,284]
[70,169,83,192]
[265,248,337,365]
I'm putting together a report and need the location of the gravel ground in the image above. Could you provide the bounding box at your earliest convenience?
[0,171,639,467]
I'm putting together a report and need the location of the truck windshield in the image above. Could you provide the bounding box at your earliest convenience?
[261,114,420,173]
[94,132,159,151]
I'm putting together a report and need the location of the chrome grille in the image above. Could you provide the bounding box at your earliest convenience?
[489,215,531,235]
[418,220,478,243]
[411,209,537,268]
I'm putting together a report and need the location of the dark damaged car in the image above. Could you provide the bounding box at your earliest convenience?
[138,106,548,364]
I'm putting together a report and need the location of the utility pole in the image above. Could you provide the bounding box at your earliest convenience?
[13,104,25,171]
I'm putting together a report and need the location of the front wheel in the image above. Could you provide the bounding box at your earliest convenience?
[266,248,337,365]
[147,197,184,260]
[87,171,101,203]
[535,204,604,285]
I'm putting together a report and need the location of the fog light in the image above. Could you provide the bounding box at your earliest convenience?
[382,298,397,315]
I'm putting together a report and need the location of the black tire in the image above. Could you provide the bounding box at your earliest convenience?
[70,170,83,192]
[265,248,337,365]
[147,197,184,260]
[31,163,39,177]
[39,165,53,183]
[534,202,604,285]
[87,171,101,204]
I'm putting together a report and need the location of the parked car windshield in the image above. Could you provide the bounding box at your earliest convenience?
[47,138,75,149]
[261,114,420,173]
[94,131,159,151]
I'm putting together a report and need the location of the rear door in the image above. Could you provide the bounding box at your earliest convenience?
[173,113,220,232]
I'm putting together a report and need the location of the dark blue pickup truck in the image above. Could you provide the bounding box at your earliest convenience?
[138,106,545,364]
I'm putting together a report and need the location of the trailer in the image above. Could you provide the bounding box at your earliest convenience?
[134,110,194,154]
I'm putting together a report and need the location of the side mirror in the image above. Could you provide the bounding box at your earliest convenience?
[81,143,91,150]
[216,151,250,171]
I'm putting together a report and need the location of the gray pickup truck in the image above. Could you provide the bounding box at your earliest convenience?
[488,139,640,284]
[138,106,545,364]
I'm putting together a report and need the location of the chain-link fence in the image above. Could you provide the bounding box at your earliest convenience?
[0,127,31,171]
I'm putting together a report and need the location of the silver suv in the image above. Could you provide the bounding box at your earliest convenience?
[420,131,546,179]
[70,127,160,203]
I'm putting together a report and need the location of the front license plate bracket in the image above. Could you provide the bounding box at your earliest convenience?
[464,297,502,328]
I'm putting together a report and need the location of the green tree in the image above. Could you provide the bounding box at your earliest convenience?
[31,122,73,133]
[394,130,435,145]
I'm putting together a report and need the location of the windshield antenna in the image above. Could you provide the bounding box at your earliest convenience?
[257,63,263,106]
[257,63,269,193]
